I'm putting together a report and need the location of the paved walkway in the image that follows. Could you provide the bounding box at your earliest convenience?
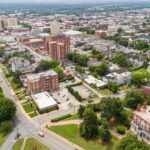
[21,137,28,150]
[44,120,82,127]
[41,120,84,150]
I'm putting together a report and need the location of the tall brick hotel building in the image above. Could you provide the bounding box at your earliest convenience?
[45,34,70,62]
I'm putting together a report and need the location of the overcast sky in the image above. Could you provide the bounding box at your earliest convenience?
[0,0,149,3]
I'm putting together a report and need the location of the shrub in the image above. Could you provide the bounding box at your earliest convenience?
[116,126,125,135]
[66,82,83,88]
[51,114,72,122]
[0,121,13,134]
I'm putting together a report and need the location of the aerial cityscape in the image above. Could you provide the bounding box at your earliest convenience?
[0,1,150,150]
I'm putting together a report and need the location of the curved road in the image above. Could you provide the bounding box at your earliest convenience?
[0,72,75,150]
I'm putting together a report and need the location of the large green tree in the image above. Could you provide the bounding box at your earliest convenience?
[99,118,111,142]
[78,105,86,118]
[67,52,89,67]
[36,60,59,72]
[116,134,149,150]
[79,108,99,139]
[0,97,16,123]
[131,73,147,88]
[54,66,64,80]
[114,53,128,67]
[0,121,13,134]
[99,97,129,126]
[108,82,119,93]
[125,89,145,109]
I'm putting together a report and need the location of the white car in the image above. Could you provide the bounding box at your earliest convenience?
[37,131,44,137]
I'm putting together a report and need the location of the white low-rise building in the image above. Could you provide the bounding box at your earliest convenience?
[103,72,132,85]
[84,75,107,88]
[32,92,57,111]
[10,57,35,74]
[63,30,83,39]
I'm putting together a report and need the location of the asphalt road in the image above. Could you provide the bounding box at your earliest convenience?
[0,72,75,150]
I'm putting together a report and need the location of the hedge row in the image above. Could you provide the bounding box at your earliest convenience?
[66,82,83,88]
[68,87,82,101]
[51,114,72,122]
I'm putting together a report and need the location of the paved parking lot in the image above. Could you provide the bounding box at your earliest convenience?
[72,85,92,99]
[50,88,80,110]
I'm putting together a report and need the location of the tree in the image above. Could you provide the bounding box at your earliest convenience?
[78,105,86,118]
[36,60,59,72]
[131,73,146,88]
[20,23,32,30]
[117,27,123,34]
[54,66,64,80]
[87,29,95,35]
[67,52,89,67]
[99,125,111,142]
[99,97,130,126]
[79,108,98,139]
[0,46,5,57]
[0,97,16,123]
[99,97,113,121]
[116,134,149,150]
[95,63,108,76]
[119,39,128,47]
[125,89,145,109]
[91,50,103,60]
[75,65,85,74]
[114,53,128,67]
[136,41,149,50]
[0,121,13,134]
[108,82,119,93]
[0,87,4,97]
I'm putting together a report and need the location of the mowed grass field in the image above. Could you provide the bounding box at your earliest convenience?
[49,124,119,150]
[12,138,49,150]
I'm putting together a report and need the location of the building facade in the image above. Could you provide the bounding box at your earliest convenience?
[45,35,70,62]
[26,70,59,94]
[51,20,60,36]
[0,18,17,28]
[131,106,150,144]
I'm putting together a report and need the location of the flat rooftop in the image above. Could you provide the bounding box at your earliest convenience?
[27,70,57,82]
[32,92,57,110]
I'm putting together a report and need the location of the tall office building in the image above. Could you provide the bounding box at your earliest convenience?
[51,20,60,35]
[1,18,18,28]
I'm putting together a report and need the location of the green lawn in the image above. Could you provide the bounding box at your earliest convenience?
[24,138,49,150]
[5,74,23,93]
[49,124,119,150]
[0,132,10,146]
[28,112,38,118]
[99,89,112,96]
[21,101,31,105]
[12,138,24,150]
[62,114,79,121]
[23,103,36,113]
[16,91,26,100]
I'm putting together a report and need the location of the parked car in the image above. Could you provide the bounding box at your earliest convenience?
[37,131,44,137]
